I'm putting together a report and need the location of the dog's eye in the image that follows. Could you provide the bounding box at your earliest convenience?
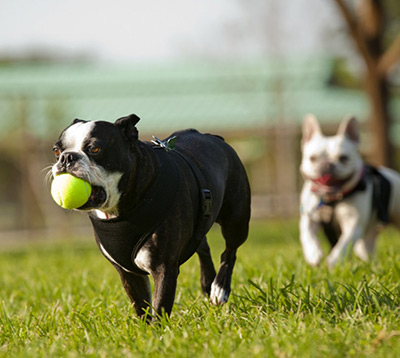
[53,147,61,158]
[339,155,349,164]
[89,146,101,154]
[309,155,317,163]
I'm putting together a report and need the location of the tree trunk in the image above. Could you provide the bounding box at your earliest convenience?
[362,0,393,166]
[334,0,394,167]
[365,66,393,166]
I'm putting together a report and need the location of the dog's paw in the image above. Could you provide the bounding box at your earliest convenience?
[325,251,340,268]
[353,240,370,262]
[303,245,324,267]
[210,282,229,305]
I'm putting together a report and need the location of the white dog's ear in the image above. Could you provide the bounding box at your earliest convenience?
[302,114,321,144]
[337,116,359,143]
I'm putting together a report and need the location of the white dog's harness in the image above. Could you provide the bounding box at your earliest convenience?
[311,165,391,247]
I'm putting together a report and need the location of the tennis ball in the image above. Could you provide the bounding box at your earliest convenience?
[51,173,92,209]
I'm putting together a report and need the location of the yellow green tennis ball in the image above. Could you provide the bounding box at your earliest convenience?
[51,173,92,209]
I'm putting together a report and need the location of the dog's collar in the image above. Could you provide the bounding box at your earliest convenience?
[310,166,366,204]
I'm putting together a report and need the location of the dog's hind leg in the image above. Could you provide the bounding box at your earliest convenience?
[196,236,216,296]
[210,248,237,305]
[114,265,152,319]
[210,218,249,305]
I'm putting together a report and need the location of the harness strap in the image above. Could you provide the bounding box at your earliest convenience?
[170,150,213,264]
[366,165,391,223]
[318,164,392,247]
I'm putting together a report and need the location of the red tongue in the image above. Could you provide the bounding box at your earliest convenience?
[315,174,336,186]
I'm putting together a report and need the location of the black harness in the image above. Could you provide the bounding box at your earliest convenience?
[89,145,212,275]
[321,164,391,247]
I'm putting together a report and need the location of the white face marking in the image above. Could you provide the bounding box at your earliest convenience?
[86,169,123,215]
[63,121,96,153]
[52,121,95,178]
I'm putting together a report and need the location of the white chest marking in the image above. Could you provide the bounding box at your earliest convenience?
[134,247,152,274]
[93,209,118,220]
[98,243,151,274]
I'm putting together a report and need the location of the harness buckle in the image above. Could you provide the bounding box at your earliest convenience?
[201,189,212,217]
[151,136,176,152]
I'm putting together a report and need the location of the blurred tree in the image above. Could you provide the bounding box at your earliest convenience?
[334,0,400,167]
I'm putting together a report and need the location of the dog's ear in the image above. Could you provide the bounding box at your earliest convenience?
[72,118,86,125]
[337,116,359,143]
[302,114,321,144]
[115,114,140,141]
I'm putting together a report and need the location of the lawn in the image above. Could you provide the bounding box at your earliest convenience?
[1,220,399,357]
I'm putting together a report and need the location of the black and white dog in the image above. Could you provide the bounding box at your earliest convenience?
[299,114,400,267]
[51,114,251,318]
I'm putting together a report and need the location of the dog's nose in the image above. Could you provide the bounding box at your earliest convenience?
[322,162,335,174]
[60,151,80,166]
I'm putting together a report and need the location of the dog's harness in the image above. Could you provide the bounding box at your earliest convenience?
[314,165,391,247]
[89,140,212,276]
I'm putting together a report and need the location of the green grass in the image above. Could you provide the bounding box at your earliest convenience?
[1,220,400,357]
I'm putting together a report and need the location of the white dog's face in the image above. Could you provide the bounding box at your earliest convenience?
[300,115,363,190]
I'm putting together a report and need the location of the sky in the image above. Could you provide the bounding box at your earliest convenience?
[0,0,347,63]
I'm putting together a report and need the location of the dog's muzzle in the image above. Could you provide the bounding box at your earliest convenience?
[312,173,349,187]
[53,151,108,210]
[78,185,107,210]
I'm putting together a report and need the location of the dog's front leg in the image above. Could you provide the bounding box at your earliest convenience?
[113,265,152,319]
[152,265,180,317]
[299,214,324,266]
[326,202,368,267]
[325,210,363,268]
[326,226,363,268]
[353,225,381,262]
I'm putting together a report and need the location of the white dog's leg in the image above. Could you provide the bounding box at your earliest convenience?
[326,223,363,267]
[326,197,374,267]
[353,239,369,262]
[299,214,324,266]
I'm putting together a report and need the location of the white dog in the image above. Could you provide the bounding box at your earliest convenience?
[299,114,400,267]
